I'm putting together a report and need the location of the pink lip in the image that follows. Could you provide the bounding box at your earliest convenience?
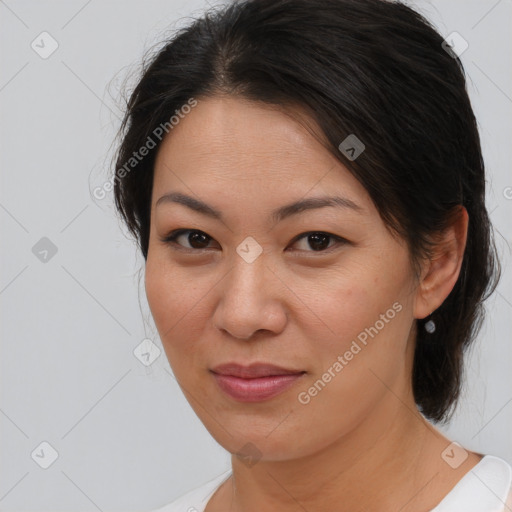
[212,373,305,402]
[210,362,306,402]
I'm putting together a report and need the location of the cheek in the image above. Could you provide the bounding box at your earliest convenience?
[300,263,404,346]
[303,256,414,381]
[144,256,218,367]
[144,259,194,350]
[145,259,174,331]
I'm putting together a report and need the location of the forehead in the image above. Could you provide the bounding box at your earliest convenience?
[152,96,373,212]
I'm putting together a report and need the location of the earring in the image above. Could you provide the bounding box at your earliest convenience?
[424,312,436,334]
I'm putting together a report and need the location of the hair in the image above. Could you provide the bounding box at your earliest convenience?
[111,0,500,423]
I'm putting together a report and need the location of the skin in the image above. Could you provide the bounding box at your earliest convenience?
[145,95,480,512]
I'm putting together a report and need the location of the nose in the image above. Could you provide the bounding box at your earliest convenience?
[212,252,288,340]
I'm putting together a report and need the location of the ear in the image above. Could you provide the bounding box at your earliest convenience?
[414,206,469,320]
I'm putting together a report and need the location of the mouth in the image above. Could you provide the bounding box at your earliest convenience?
[210,362,307,402]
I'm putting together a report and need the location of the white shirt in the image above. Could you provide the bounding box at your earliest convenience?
[151,455,512,512]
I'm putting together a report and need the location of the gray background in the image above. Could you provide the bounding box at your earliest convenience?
[1,0,511,510]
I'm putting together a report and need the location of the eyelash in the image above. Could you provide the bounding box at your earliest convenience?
[160,229,348,254]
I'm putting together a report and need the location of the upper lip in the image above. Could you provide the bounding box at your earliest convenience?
[210,362,306,379]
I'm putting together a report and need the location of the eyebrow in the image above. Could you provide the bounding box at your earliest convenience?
[155,191,363,224]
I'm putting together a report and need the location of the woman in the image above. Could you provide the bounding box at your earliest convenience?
[112,0,511,510]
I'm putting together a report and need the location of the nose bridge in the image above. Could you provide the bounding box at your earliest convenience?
[226,246,269,308]
[213,244,286,339]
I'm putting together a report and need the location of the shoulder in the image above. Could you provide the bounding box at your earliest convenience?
[148,470,232,512]
[431,454,512,512]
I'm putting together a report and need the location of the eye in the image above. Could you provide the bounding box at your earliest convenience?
[161,229,347,253]
[289,231,347,253]
[160,229,218,251]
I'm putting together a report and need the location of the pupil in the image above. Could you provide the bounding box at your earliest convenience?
[189,232,209,248]
[309,233,329,251]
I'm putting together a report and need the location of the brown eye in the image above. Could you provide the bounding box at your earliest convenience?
[290,232,346,253]
[161,229,216,250]
[161,229,347,254]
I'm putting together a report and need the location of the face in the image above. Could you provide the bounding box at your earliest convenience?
[145,96,420,461]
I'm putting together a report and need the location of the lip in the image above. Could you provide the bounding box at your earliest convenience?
[211,362,305,378]
[210,362,306,402]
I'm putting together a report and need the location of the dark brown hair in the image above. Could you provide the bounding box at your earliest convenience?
[111,0,500,423]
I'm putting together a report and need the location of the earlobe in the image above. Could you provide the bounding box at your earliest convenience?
[413,206,469,320]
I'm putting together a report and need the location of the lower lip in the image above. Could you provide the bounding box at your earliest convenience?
[211,372,305,402]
